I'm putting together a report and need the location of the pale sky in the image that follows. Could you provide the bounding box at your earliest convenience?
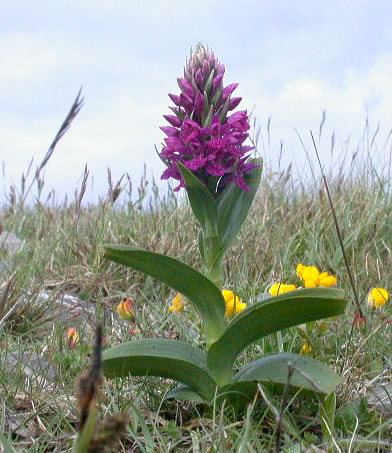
[1,1,392,203]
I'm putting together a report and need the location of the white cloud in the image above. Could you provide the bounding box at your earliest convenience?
[239,53,392,170]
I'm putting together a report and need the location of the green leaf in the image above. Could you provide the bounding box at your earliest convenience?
[178,163,218,238]
[165,384,208,404]
[216,354,342,408]
[234,353,342,395]
[102,338,216,401]
[217,158,262,248]
[207,288,347,384]
[104,246,225,346]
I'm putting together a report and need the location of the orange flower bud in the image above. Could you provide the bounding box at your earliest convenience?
[117,297,135,321]
[67,327,79,349]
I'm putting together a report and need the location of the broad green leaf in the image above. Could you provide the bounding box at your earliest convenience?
[104,246,225,346]
[102,338,216,401]
[178,163,218,238]
[234,353,342,394]
[207,288,346,384]
[165,384,208,404]
[217,158,262,248]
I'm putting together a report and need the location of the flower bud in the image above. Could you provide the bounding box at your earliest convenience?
[354,310,367,328]
[117,297,135,321]
[67,327,79,350]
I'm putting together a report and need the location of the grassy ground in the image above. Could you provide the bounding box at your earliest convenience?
[1,133,392,451]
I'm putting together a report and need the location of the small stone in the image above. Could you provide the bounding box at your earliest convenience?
[5,408,37,438]
[0,231,24,254]
[257,292,271,303]
[38,290,106,334]
[3,350,58,384]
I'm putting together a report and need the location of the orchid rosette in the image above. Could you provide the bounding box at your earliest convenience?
[102,44,347,412]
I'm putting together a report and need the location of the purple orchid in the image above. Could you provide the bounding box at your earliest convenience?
[159,44,256,193]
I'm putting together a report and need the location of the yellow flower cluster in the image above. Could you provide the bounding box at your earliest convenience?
[168,293,185,313]
[222,290,247,317]
[268,263,337,297]
[168,290,246,318]
[368,287,389,309]
[300,342,312,355]
[269,282,297,296]
[296,263,337,288]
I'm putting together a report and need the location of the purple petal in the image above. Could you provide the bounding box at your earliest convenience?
[201,60,209,77]
[180,93,193,111]
[160,126,178,137]
[163,114,182,127]
[227,110,247,124]
[177,78,194,96]
[232,175,250,191]
[185,156,207,171]
[206,161,227,176]
[164,136,182,148]
[194,92,205,117]
[212,73,224,90]
[242,161,260,174]
[241,145,254,153]
[222,83,239,100]
[229,97,242,110]
[161,165,180,181]
[195,68,204,87]
[168,93,182,106]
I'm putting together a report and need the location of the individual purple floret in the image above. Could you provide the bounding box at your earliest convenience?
[159,44,256,193]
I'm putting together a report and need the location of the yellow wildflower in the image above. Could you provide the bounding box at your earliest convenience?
[297,263,337,288]
[269,282,297,296]
[168,293,184,313]
[296,263,306,279]
[302,266,321,287]
[117,297,135,320]
[300,342,312,355]
[318,272,337,287]
[66,327,79,349]
[222,289,247,317]
[367,287,389,309]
